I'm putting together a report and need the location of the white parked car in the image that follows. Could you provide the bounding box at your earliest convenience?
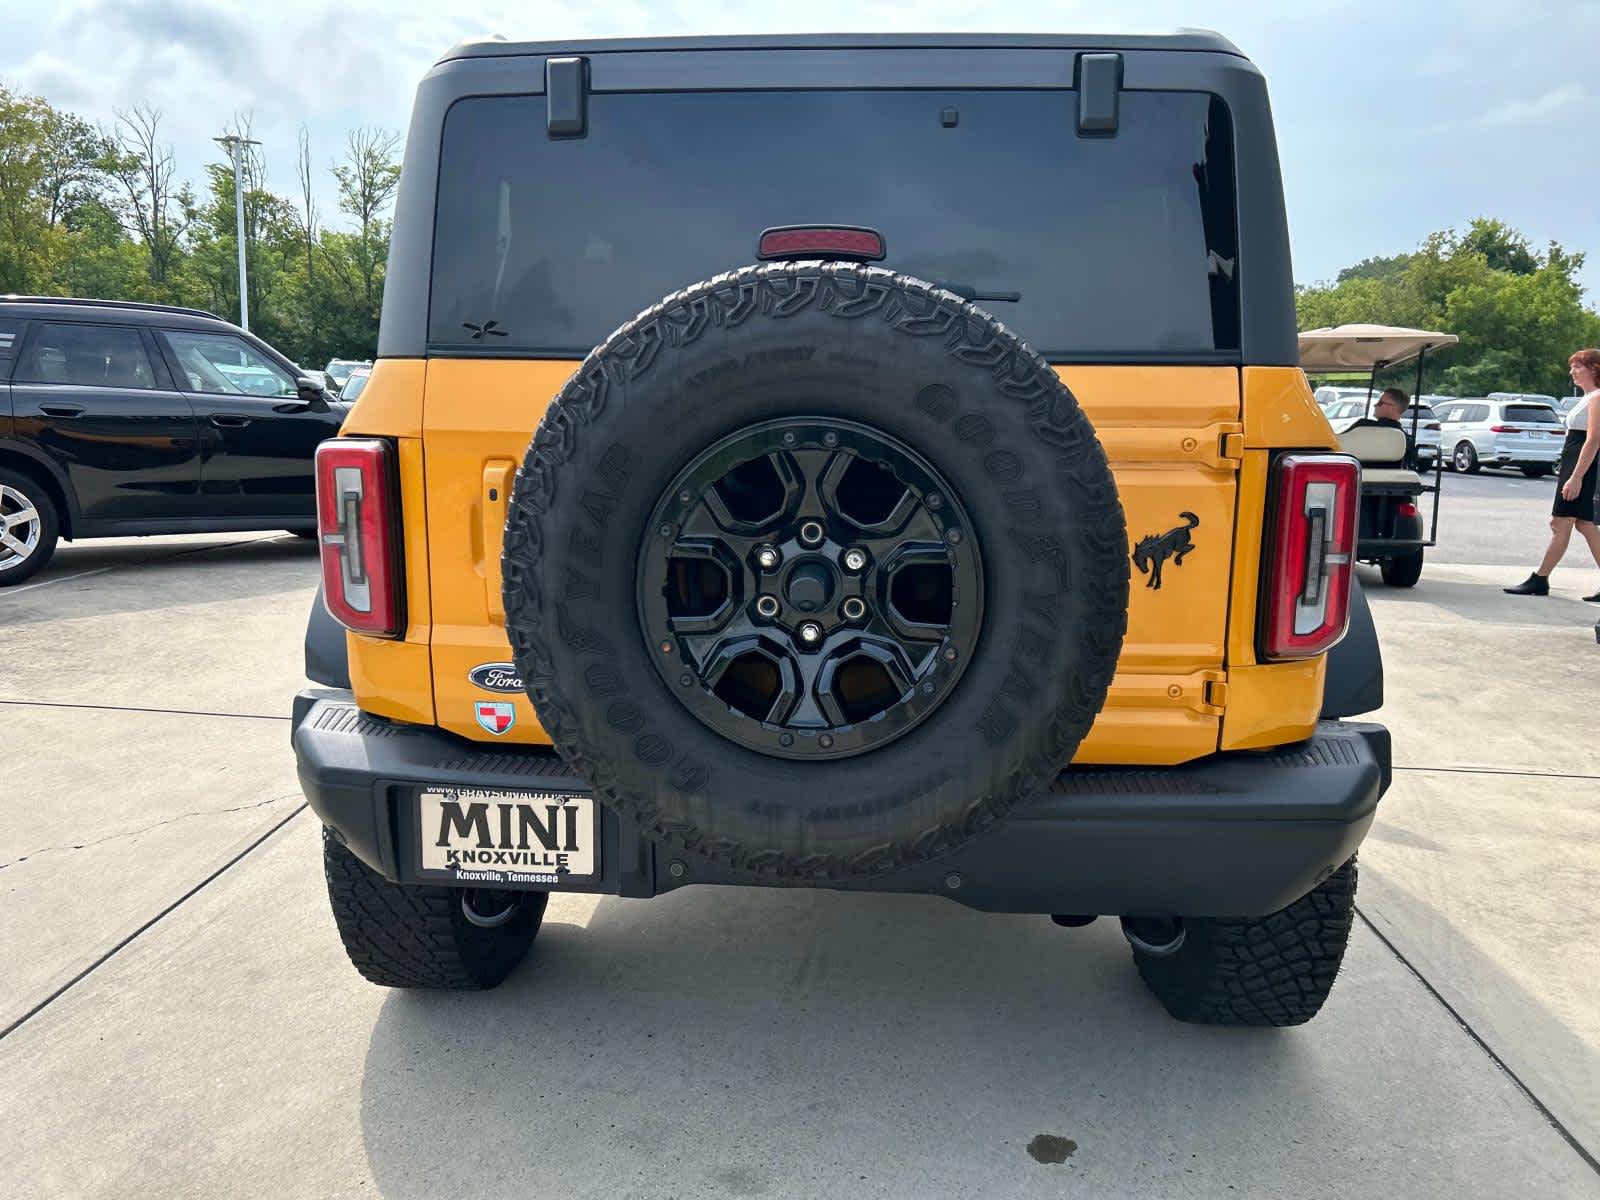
[1434,397,1564,476]
[1324,398,1442,467]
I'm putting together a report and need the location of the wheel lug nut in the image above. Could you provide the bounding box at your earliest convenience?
[799,520,825,547]
[798,621,823,646]
[755,595,780,619]
[843,548,867,572]
[841,597,866,620]
[756,545,780,570]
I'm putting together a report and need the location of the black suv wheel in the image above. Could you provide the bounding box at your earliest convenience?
[0,467,60,587]
[1129,859,1357,1026]
[322,830,547,989]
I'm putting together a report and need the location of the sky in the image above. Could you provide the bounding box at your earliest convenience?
[4,0,1598,298]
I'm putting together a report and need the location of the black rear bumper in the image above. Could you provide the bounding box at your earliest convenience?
[292,689,1389,919]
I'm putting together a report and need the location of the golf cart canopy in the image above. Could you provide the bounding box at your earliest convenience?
[1298,324,1459,372]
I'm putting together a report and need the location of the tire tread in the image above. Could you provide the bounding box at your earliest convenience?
[1133,860,1357,1026]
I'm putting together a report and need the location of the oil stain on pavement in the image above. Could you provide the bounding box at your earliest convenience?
[1026,1134,1078,1164]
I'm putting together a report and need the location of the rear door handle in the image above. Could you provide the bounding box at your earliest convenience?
[40,403,85,418]
[211,414,252,428]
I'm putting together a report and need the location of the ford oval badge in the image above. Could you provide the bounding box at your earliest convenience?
[468,662,524,693]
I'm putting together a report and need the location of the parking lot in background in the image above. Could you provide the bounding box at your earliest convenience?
[2,470,1597,1198]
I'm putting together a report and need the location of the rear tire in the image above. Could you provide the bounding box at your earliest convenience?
[1131,859,1357,1026]
[0,467,61,587]
[1453,442,1480,474]
[322,829,547,989]
[1380,548,1424,588]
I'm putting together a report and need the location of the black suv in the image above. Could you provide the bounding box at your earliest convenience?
[0,297,345,584]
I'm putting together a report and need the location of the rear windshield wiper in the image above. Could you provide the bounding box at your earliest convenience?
[931,281,1022,303]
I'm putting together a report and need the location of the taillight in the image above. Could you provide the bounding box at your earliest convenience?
[1261,453,1359,661]
[1489,425,1514,433]
[315,438,402,637]
[1425,423,1441,431]
[1396,500,1419,518]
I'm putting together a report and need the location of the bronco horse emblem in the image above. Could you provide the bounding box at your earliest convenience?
[1132,512,1200,591]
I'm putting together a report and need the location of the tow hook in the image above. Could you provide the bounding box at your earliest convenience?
[1120,916,1187,957]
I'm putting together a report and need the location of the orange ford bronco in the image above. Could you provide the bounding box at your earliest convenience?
[293,32,1388,1025]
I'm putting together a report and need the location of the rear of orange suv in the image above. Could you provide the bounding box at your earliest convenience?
[293,32,1390,1024]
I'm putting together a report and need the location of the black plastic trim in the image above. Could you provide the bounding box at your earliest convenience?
[435,33,1248,63]
[1076,52,1121,134]
[293,691,1389,918]
[304,583,353,689]
[545,56,588,136]
[1321,580,1383,719]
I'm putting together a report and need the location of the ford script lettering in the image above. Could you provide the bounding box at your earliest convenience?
[468,662,524,693]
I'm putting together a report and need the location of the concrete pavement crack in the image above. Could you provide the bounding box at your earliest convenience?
[0,801,309,1043]
[0,795,299,869]
[0,699,289,722]
[1393,764,1600,783]
[1355,906,1600,1176]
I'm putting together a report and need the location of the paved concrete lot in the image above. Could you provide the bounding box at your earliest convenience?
[2,475,1598,1197]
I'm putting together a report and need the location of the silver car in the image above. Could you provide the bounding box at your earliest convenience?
[1435,397,1564,476]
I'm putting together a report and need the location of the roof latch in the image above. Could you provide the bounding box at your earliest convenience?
[1076,52,1122,136]
[546,57,589,138]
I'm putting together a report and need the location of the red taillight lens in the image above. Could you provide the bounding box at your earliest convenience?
[1425,422,1441,431]
[1396,500,1419,518]
[1489,424,1513,433]
[757,225,886,262]
[315,438,402,637]
[1261,453,1360,661]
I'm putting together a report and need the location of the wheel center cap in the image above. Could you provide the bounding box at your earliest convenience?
[784,559,835,613]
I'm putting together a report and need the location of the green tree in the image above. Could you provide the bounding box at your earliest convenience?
[1297,219,1600,396]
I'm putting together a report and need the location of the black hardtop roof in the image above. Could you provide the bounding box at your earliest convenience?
[439,30,1245,64]
[0,295,234,331]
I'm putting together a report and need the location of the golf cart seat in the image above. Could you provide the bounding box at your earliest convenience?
[1338,426,1421,488]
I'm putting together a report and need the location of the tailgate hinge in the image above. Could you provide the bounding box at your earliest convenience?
[1201,672,1229,714]
[1218,429,1245,467]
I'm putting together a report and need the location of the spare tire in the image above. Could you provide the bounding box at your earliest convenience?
[503,263,1127,880]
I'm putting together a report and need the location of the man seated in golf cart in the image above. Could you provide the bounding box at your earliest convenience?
[1346,387,1413,460]
[1299,324,1458,588]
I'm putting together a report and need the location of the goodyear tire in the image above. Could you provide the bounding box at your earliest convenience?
[503,263,1128,880]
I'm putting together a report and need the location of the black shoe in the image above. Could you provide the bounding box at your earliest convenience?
[1503,573,1550,596]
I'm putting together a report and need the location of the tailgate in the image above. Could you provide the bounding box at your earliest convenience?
[423,361,1241,764]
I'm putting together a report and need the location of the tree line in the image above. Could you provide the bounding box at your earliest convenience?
[0,84,399,369]
[1295,218,1600,397]
[5,81,1597,393]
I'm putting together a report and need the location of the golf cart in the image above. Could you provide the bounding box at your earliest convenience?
[1299,324,1458,588]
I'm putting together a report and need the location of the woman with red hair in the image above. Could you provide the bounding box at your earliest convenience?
[1505,348,1600,599]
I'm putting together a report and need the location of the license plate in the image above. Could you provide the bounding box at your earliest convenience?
[419,787,598,884]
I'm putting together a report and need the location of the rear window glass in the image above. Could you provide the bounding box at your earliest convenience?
[430,89,1239,359]
[1505,404,1559,424]
[0,318,19,364]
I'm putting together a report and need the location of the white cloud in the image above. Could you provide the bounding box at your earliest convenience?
[2,0,1598,298]
[1459,83,1590,130]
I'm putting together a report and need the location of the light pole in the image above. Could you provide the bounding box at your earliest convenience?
[213,134,261,330]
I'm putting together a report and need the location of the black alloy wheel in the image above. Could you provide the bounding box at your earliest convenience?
[638,417,982,760]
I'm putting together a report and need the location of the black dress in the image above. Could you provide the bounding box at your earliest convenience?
[1553,429,1598,519]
